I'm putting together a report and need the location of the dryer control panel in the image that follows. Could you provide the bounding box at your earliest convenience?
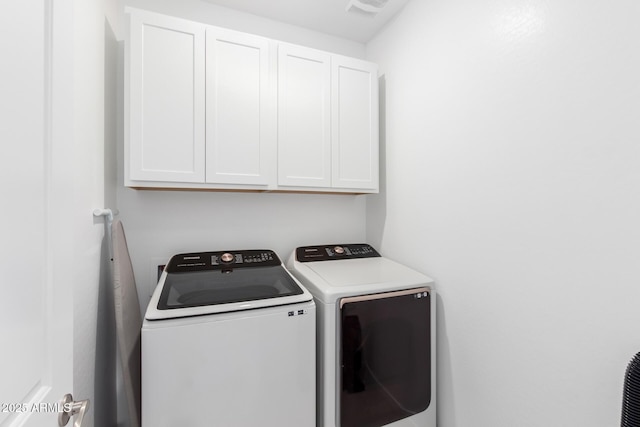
[296,244,380,262]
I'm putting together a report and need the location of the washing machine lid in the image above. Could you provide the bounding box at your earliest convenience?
[292,244,433,303]
[146,250,312,320]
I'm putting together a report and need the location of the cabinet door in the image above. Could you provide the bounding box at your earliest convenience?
[127,11,205,183]
[278,44,331,188]
[332,57,379,191]
[206,29,273,185]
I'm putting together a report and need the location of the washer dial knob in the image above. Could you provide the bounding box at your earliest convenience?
[333,246,345,255]
[220,253,234,263]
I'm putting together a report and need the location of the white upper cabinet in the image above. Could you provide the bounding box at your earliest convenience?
[278,48,379,192]
[206,28,273,186]
[332,56,379,191]
[126,10,206,184]
[125,8,379,193]
[277,44,332,188]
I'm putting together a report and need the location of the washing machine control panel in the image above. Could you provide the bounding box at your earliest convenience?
[296,244,380,262]
[166,249,281,272]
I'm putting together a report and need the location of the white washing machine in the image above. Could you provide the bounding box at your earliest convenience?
[142,249,315,427]
[287,244,436,427]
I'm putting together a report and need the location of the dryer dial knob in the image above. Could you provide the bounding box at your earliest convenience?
[334,246,345,255]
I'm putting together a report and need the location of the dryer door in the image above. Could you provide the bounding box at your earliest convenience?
[339,287,431,427]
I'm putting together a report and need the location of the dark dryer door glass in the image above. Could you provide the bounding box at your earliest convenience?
[340,288,431,427]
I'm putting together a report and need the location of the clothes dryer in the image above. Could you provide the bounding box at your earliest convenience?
[142,249,315,427]
[287,244,435,427]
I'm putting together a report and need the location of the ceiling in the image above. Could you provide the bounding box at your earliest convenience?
[201,0,411,43]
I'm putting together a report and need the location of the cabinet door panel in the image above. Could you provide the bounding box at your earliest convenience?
[332,57,379,190]
[206,29,272,185]
[278,45,331,188]
[128,11,205,183]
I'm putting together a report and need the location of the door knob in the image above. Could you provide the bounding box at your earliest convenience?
[58,394,89,427]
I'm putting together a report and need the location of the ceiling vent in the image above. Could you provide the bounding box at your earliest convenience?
[346,0,390,17]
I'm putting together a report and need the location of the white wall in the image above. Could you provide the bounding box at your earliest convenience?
[366,0,640,426]
[72,1,121,426]
[118,190,367,312]
[116,0,368,314]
